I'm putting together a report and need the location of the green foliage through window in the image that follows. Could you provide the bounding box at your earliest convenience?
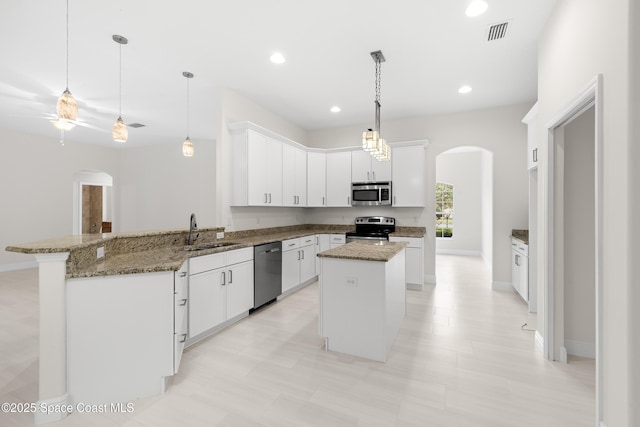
[436,182,453,238]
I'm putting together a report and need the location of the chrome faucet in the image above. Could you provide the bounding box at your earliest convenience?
[187,213,198,245]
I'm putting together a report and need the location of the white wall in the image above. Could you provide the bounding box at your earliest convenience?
[435,149,483,256]
[0,129,119,269]
[537,0,634,423]
[562,107,595,354]
[307,103,529,287]
[118,141,216,231]
[480,150,494,271]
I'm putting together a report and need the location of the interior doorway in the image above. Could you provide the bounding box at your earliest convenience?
[73,170,114,235]
[545,75,602,421]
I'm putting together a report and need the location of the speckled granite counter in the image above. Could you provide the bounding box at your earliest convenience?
[6,223,423,278]
[511,229,529,245]
[318,240,408,262]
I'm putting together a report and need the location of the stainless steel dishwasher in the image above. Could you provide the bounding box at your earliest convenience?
[253,241,282,310]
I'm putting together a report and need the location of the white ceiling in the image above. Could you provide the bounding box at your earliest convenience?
[0,0,556,148]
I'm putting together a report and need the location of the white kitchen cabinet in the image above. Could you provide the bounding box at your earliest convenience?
[188,248,254,341]
[389,236,425,290]
[329,234,346,249]
[307,152,326,207]
[522,102,539,170]
[391,145,425,207]
[315,234,330,273]
[173,263,189,373]
[326,151,352,207]
[283,144,307,206]
[231,128,283,206]
[511,238,529,302]
[282,236,316,294]
[351,149,391,183]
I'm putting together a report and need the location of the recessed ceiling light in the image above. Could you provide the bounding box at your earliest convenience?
[458,85,473,94]
[330,106,341,113]
[465,0,488,17]
[270,52,285,64]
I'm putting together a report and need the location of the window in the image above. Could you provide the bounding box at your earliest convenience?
[436,182,453,238]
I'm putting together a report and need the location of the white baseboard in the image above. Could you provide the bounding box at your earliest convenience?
[560,346,568,364]
[564,339,596,359]
[35,393,70,424]
[435,249,482,256]
[0,261,38,272]
[424,274,436,285]
[535,330,544,354]
[491,281,513,292]
[599,421,608,427]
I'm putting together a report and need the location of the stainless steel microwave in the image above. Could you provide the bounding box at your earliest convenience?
[351,182,392,206]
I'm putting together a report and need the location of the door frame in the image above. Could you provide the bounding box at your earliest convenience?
[72,171,113,235]
[544,74,603,424]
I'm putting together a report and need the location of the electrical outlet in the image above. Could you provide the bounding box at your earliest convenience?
[97,246,105,259]
[216,232,224,239]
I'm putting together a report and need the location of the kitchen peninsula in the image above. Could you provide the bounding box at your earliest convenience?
[317,240,407,362]
[6,223,422,424]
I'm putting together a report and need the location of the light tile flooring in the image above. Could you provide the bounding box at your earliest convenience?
[0,255,595,426]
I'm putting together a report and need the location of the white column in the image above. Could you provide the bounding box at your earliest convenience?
[34,252,70,424]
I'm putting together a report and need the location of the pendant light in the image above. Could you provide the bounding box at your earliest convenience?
[362,50,390,162]
[112,35,128,143]
[52,0,78,131]
[182,72,194,157]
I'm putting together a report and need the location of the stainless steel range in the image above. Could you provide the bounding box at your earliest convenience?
[346,216,396,243]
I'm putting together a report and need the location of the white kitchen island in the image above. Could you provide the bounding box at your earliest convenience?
[317,240,407,362]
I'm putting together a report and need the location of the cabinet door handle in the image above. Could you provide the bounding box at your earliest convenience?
[268,193,272,204]
[179,333,187,343]
[347,196,350,205]
[297,250,301,260]
[372,171,376,181]
[533,148,538,163]
[367,171,370,181]
[322,196,325,206]
[301,249,305,260]
[178,298,187,306]
[228,269,233,284]
[179,271,187,277]
[515,254,520,266]
[315,236,319,245]
[264,193,268,203]
[221,271,226,285]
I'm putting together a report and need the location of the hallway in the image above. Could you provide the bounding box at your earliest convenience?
[0,255,595,426]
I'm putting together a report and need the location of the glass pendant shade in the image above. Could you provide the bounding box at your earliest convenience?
[362,129,379,152]
[182,137,194,157]
[112,117,128,142]
[56,89,78,121]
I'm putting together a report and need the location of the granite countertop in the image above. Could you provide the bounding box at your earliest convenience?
[511,229,529,245]
[317,240,408,262]
[6,223,424,278]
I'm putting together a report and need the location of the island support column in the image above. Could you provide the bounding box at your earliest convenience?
[34,252,70,424]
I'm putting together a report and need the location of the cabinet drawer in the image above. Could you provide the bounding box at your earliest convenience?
[283,238,300,251]
[330,234,346,244]
[511,238,528,256]
[389,236,423,248]
[300,235,315,247]
[189,252,225,275]
[225,247,254,265]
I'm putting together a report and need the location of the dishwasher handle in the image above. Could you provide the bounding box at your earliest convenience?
[264,248,280,253]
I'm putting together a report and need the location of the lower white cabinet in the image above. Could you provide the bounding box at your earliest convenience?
[174,263,189,374]
[512,238,529,302]
[188,247,254,339]
[329,234,346,249]
[282,236,316,293]
[389,236,425,290]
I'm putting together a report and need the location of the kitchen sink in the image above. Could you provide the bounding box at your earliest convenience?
[184,242,240,251]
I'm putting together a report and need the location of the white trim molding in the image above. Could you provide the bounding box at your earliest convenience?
[544,73,603,424]
[424,274,436,285]
[435,249,482,257]
[535,331,544,354]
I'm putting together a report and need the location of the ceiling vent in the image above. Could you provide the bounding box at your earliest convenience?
[487,21,510,41]
[127,122,146,128]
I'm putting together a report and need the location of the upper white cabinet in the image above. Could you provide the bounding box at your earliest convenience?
[283,144,307,207]
[391,145,425,207]
[522,102,539,170]
[307,152,326,207]
[326,151,352,207]
[351,149,391,183]
[231,128,283,206]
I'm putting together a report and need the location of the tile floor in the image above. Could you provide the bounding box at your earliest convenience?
[0,255,595,426]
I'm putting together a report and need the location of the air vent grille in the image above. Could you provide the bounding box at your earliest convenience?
[487,21,509,41]
[128,123,146,128]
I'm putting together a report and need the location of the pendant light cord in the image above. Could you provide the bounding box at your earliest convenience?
[186,77,190,138]
[65,0,69,90]
[118,42,122,118]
